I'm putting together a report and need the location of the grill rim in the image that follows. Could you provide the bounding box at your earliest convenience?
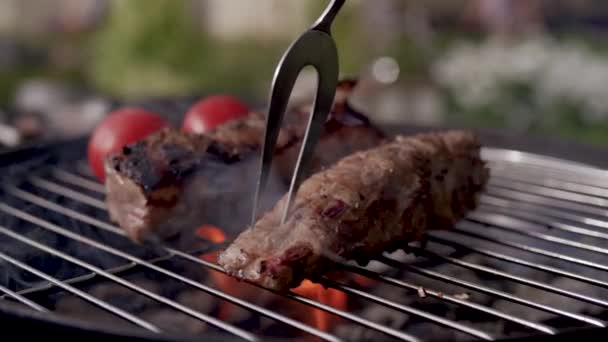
[1,124,608,341]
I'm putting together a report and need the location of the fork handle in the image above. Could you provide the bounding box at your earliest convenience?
[312,0,346,34]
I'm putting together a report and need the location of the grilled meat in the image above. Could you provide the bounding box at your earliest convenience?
[104,81,385,243]
[104,126,263,243]
[218,130,490,291]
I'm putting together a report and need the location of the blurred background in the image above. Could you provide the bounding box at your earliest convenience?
[2,0,608,149]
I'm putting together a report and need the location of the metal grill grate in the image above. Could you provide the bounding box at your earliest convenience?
[1,143,608,341]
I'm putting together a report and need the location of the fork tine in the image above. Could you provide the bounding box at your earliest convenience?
[251,49,301,225]
[281,40,338,223]
[251,0,343,226]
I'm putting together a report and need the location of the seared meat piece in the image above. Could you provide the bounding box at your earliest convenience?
[104,126,266,243]
[105,128,209,243]
[104,81,385,243]
[218,130,490,291]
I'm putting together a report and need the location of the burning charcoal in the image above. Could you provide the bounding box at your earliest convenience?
[335,304,410,341]
[176,290,217,314]
[407,322,472,342]
[503,278,607,324]
[334,324,376,342]
[469,321,507,338]
[418,263,494,305]
[55,295,134,328]
[89,280,161,313]
[141,309,207,335]
[548,277,608,316]
[218,302,253,324]
[493,298,555,323]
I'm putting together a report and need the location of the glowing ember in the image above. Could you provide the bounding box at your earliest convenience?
[351,274,377,288]
[196,225,240,320]
[196,225,349,332]
[196,225,226,244]
[293,279,347,332]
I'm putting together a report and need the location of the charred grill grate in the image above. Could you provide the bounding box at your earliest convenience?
[0,139,608,341]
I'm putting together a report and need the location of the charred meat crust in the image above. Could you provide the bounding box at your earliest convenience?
[218,130,490,292]
[105,114,276,194]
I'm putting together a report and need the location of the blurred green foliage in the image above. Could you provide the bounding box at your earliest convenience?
[2,0,608,146]
[86,0,285,100]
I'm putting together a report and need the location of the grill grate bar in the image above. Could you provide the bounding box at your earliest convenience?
[5,185,131,236]
[487,187,608,218]
[379,256,606,327]
[408,246,608,308]
[323,279,494,340]
[75,161,94,178]
[453,224,608,272]
[334,263,556,334]
[481,148,608,179]
[0,249,161,333]
[28,176,106,210]
[285,290,420,342]
[427,234,608,289]
[490,168,608,198]
[477,205,608,240]
[467,212,608,256]
[0,225,259,341]
[0,202,342,342]
[0,284,49,312]
[50,168,106,193]
[12,260,154,297]
[480,195,608,231]
[489,178,608,208]
[488,161,608,189]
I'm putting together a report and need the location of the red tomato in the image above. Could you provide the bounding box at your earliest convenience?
[182,95,249,134]
[88,107,168,182]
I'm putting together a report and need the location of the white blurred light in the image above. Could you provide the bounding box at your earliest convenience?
[371,56,400,84]
[0,123,21,147]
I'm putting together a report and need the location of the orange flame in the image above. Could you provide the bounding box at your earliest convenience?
[197,225,349,333]
[197,225,240,320]
[293,279,347,332]
[196,225,226,244]
[351,274,377,288]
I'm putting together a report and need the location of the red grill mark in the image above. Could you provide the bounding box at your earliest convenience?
[282,245,314,264]
[322,200,347,218]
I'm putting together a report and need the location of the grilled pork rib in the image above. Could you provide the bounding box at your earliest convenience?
[104,81,385,243]
[218,130,490,291]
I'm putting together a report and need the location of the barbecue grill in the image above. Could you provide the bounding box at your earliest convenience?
[1,124,608,342]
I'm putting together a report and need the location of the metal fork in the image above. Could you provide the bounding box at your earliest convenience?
[251,0,346,225]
